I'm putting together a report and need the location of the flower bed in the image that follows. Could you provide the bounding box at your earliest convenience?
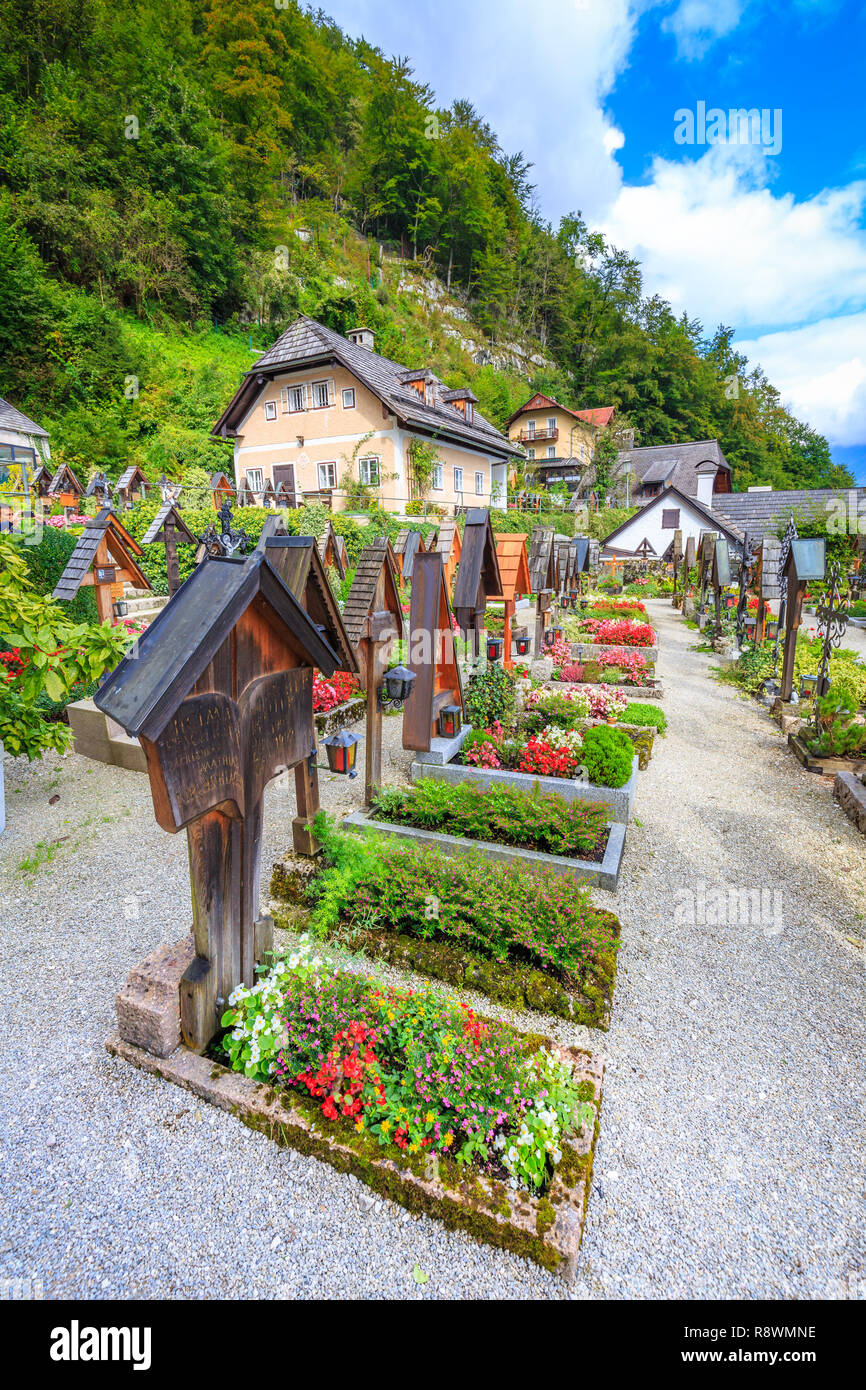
[109,957,605,1279]
[569,618,657,648]
[312,670,360,713]
[461,717,635,788]
[294,819,621,1024]
[370,779,610,861]
[555,648,651,687]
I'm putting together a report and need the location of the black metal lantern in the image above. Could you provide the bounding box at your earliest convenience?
[438,704,462,739]
[323,729,362,777]
[378,664,417,711]
[113,598,129,620]
[515,635,531,656]
[549,625,564,645]
[486,635,504,662]
[580,597,589,611]
[799,674,819,699]
[765,619,779,640]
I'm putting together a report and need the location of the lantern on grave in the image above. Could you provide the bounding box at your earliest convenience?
[486,635,504,662]
[323,729,362,777]
[113,598,129,619]
[515,635,531,656]
[765,619,779,640]
[380,664,416,709]
[799,674,819,699]
[438,704,462,739]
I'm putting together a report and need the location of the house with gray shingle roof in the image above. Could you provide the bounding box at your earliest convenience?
[0,396,51,496]
[212,316,522,517]
[712,486,866,542]
[619,440,732,508]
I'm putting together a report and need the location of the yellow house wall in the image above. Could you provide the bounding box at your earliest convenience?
[232,364,508,513]
[508,408,596,463]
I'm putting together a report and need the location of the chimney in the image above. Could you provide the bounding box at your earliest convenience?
[695,464,716,507]
[348,327,375,351]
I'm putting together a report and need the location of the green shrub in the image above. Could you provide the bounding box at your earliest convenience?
[371,779,609,858]
[463,662,517,734]
[850,599,866,618]
[622,701,667,734]
[307,814,618,985]
[579,725,634,787]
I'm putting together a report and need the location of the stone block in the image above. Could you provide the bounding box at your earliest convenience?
[413,724,472,766]
[115,936,195,1058]
[834,771,866,834]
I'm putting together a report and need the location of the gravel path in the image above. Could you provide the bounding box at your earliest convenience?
[0,602,863,1300]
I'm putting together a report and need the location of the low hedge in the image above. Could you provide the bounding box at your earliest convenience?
[622,701,668,734]
[306,815,619,1009]
[370,779,609,859]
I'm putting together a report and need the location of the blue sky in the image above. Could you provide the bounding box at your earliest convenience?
[321,0,866,484]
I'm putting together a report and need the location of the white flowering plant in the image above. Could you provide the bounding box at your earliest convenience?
[495,1048,594,1191]
[219,935,324,1082]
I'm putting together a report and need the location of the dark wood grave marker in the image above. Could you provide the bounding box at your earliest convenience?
[142,501,198,597]
[342,538,403,803]
[453,508,503,660]
[94,547,343,1051]
[403,550,464,753]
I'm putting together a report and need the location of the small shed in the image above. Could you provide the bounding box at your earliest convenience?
[52,508,150,623]
[94,547,343,1052]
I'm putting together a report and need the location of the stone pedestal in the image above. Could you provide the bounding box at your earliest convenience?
[413,725,472,767]
[115,936,195,1057]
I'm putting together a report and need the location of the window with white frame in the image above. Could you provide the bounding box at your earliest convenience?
[317,462,337,490]
[475,471,484,495]
[282,384,306,413]
[310,379,332,409]
[526,421,536,438]
[359,456,380,486]
[432,463,444,490]
[527,447,535,459]
[547,416,556,431]
[264,401,277,422]
[246,468,264,494]
[341,387,356,409]
[547,445,556,458]
[453,466,464,495]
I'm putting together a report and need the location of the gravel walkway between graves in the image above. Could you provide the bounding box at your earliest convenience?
[1,603,864,1301]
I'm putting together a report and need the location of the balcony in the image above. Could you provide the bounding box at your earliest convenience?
[518,426,558,444]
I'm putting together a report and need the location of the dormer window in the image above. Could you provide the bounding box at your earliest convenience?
[424,381,434,407]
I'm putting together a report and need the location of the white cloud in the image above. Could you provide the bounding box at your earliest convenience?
[736,314,866,446]
[661,0,744,60]
[601,144,866,330]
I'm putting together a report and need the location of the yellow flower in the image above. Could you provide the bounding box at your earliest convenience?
[381,1119,391,1133]
[425,1111,435,1125]
[355,1119,365,1132]
[443,1132,453,1148]
[409,1142,420,1154]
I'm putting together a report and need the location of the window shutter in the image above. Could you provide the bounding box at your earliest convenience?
[662,508,680,529]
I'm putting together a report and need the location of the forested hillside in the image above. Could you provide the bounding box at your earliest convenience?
[0,0,851,491]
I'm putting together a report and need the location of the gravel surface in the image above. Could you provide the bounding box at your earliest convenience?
[0,602,863,1300]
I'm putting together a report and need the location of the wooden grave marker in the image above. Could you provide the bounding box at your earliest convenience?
[453,508,503,659]
[52,508,149,623]
[393,528,425,581]
[115,465,149,510]
[403,550,464,753]
[211,472,236,510]
[317,520,347,581]
[752,535,782,644]
[342,538,403,803]
[47,462,84,512]
[779,536,826,701]
[95,548,343,1051]
[528,526,556,654]
[494,533,531,668]
[433,520,462,593]
[142,501,198,597]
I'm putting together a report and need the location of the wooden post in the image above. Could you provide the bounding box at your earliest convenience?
[93,537,114,624]
[165,516,181,597]
[292,752,320,856]
[780,582,805,702]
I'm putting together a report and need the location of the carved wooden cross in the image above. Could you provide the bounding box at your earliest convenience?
[95,550,341,1051]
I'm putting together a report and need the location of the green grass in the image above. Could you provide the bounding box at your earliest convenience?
[16,840,59,874]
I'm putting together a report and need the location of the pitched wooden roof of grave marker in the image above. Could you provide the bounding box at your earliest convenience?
[494,534,531,601]
[342,538,401,650]
[141,501,198,547]
[257,518,359,673]
[453,508,503,627]
[47,462,84,497]
[393,528,425,580]
[211,471,235,494]
[116,465,148,496]
[403,549,464,753]
[94,550,340,744]
[571,536,590,573]
[528,527,556,592]
[317,520,347,580]
[555,535,575,589]
[31,464,51,494]
[52,508,149,601]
